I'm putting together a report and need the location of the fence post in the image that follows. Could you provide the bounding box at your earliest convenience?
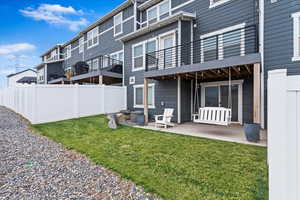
[268,69,288,200]
[101,85,105,114]
[74,84,79,118]
[32,84,37,124]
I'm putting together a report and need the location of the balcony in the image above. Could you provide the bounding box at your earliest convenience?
[68,55,123,85]
[145,25,259,76]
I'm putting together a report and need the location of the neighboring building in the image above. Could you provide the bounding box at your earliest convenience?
[35,0,300,128]
[36,44,65,84]
[263,0,300,127]
[120,0,261,125]
[16,77,37,84]
[7,69,37,87]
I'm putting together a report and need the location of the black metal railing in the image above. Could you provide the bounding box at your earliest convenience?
[146,25,258,71]
[70,55,123,76]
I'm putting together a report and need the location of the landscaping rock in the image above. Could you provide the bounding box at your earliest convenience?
[107,114,118,129]
[0,106,159,200]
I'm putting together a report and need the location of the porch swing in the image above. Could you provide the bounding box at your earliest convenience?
[192,69,232,126]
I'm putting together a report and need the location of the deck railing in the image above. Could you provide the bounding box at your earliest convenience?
[146,25,258,71]
[70,55,123,76]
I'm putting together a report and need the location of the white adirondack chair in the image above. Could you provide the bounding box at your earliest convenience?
[193,107,231,126]
[155,108,175,128]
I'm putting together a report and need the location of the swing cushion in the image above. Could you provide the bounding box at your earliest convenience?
[193,107,231,126]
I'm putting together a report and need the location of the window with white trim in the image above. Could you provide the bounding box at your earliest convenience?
[92,58,99,71]
[146,40,157,68]
[111,51,124,64]
[134,84,155,108]
[65,45,71,59]
[79,37,84,53]
[132,39,157,71]
[87,60,92,71]
[292,12,300,61]
[200,24,245,62]
[37,69,44,81]
[209,0,232,8]
[133,43,144,71]
[87,27,99,48]
[103,56,110,68]
[146,0,170,26]
[114,12,123,36]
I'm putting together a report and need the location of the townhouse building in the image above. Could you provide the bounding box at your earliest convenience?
[35,0,300,128]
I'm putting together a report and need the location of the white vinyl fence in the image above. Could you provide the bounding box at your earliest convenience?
[268,69,300,200]
[0,84,127,124]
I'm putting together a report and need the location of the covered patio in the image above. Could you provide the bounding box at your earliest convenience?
[135,122,267,147]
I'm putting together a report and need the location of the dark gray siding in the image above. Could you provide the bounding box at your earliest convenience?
[124,22,180,121]
[63,4,134,68]
[125,0,258,123]
[264,0,300,75]
[264,0,300,127]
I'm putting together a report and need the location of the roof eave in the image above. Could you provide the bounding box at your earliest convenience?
[119,11,196,42]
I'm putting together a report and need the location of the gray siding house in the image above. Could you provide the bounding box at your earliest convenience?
[48,0,135,85]
[36,0,300,128]
[120,0,262,125]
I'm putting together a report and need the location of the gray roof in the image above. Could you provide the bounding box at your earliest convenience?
[16,76,37,84]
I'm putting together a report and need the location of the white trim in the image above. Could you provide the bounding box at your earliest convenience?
[292,12,300,61]
[99,27,114,36]
[146,0,171,26]
[190,20,194,64]
[123,15,134,23]
[171,0,195,11]
[132,37,158,72]
[200,23,246,39]
[209,0,232,9]
[132,41,146,72]
[79,37,84,54]
[133,83,155,109]
[200,80,244,124]
[114,12,123,37]
[87,26,99,49]
[65,45,72,59]
[200,23,246,62]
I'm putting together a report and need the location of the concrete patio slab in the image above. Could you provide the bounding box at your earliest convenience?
[134,122,267,147]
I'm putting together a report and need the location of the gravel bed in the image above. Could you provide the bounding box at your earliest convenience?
[0,106,159,200]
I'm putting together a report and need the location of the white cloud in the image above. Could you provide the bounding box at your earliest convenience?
[20,4,88,31]
[5,55,36,59]
[0,69,16,75]
[0,43,36,55]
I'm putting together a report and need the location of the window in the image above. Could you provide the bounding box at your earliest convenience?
[87,60,92,71]
[92,59,99,71]
[79,37,84,53]
[200,23,245,63]
[146,0,170,26]
[110,51,124,65]
[159,0,170,17]
[37,69,44,81]
[209,0,232,8]
[147,7,158,25]
[103,56,110,68]
[223,29,244,58]
[65,45,71,59]
[133,43,144,71]
[134,84,155,108]
[114,12,123,36]
[292,12,300,61]
[87,27,98,48]
[50,49,57,60]
[146,40,157,68]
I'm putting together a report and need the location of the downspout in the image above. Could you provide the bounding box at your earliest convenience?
[258,0,265,129]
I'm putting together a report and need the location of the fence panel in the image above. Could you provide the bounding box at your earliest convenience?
[268,69,300,200]
[0,84,127,124]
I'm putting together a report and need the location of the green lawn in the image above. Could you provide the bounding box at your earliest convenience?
[31,115,268,200]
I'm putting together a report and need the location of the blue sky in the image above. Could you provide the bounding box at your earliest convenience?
[0,0,124,88]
